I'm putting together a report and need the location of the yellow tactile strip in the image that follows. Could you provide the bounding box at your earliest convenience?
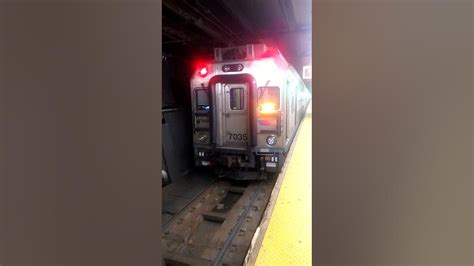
[255,113,312,266]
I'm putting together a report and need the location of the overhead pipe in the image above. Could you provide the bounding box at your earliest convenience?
[186,0,242,43]
[278,0,297,32]
[216,0,257,37]
[163,0,230,44]
[162,27,194,46]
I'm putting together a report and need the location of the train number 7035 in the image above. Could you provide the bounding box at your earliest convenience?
[228,133,248,141]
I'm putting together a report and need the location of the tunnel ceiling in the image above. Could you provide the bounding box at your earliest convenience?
[163,0,311,68]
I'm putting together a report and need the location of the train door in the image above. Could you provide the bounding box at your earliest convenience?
[220,83,249,148]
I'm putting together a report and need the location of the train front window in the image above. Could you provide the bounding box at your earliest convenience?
[195,89,209,111]
[229,88,244,110]
[257,86,280,113]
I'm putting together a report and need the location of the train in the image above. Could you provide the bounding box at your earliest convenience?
[190,44,311,179]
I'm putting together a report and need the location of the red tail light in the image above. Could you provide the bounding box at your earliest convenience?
[198,66,208,77]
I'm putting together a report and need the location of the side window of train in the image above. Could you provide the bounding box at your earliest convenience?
[195,89,209,111]
[292,83,296,111]
[229,88,244,110]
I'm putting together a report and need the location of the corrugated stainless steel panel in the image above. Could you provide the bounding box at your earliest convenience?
[215,83,224,146]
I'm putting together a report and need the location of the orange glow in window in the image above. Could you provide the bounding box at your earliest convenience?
[258,103,277,114]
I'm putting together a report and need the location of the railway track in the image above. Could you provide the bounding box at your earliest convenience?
[162,173,277,265]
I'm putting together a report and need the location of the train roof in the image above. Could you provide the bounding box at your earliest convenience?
[191,44,308,90]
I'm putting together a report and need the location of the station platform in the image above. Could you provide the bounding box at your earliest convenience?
[245,103,312,265]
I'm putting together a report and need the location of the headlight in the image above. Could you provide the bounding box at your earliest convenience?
[197,132,208,143]
[266,135,277,146]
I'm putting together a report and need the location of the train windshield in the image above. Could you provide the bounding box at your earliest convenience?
[257,87,280,113]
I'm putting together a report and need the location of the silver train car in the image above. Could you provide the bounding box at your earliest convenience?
[190,44,311,178]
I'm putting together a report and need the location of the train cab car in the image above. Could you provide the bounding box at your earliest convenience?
[191,44,310,178]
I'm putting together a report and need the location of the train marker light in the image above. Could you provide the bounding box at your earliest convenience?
[197,131,209,143]
[198,66,208,77]
[266,135,277,146]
